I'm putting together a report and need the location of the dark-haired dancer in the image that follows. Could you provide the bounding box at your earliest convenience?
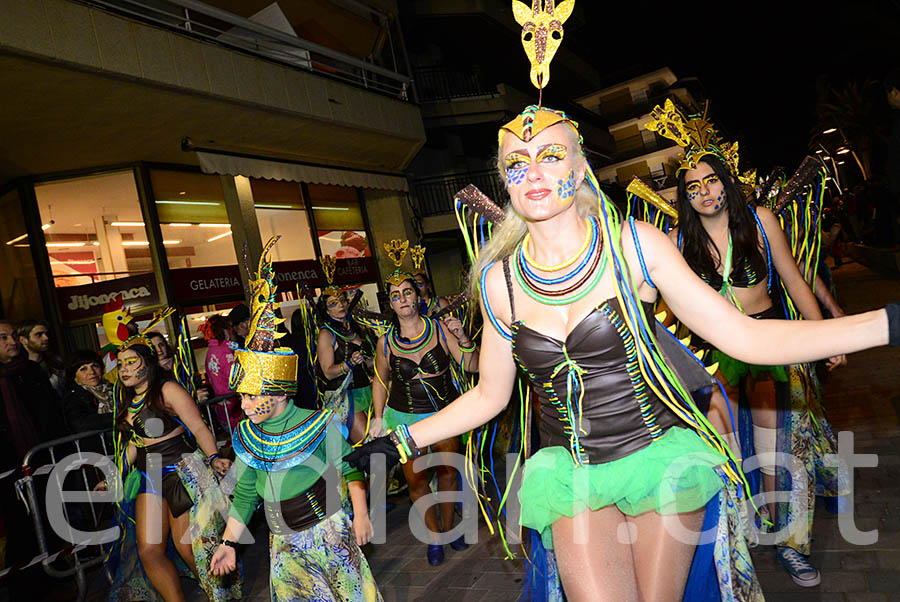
[106,336,239,601]
[643,96,848,586]
[370,246,478,565]
[317,286,375,444]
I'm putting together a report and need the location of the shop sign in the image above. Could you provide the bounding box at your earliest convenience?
[170,258,378,301]
[273,257,378,291]
[57,272,160,322]
[170,265,243,300]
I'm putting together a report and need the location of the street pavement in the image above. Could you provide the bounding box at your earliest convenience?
[75,259,900,601]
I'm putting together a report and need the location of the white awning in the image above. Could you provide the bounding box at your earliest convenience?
[196,151,409,192]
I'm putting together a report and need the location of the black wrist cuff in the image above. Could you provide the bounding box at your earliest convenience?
[221,539,238,549]
[887,303,900,347]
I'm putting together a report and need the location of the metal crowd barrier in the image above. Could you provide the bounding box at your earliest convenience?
[198,392,241,443]
[12,428,115,602]
[7,393,241,600]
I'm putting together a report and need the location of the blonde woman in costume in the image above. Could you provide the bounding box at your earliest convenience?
[348,105,900,602]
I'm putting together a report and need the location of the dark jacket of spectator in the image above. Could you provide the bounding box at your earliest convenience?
[0,357,64,469]
[61,350,115,434]
[62,384,114,434]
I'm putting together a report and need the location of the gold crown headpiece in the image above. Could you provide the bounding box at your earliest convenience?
[383,238,415,287]
[229,236,298,397]
[319,254,342,299]
[499,104,583,148]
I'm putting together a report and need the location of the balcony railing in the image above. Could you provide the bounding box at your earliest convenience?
[83,0,411,99]
[414,170,507,217]
[613,133,677,163]
[414,67,497,103]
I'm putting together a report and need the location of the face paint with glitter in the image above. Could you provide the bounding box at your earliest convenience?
[536,143,567,164]
[505,151,530,186]
[556,170,576,205]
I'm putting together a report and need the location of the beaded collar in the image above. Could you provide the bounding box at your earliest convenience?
[232,405,334,472]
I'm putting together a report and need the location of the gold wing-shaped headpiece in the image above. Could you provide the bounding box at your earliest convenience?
[645,99,733,174]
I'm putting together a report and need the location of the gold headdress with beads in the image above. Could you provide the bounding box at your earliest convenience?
[319,254,342,299]
[410,244,426,276]
[229,236,298,396]
[644,99,756,189]
[383,239,415,287]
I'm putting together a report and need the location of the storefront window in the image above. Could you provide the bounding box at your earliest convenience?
[251,179,315,261]
[35,171,149,288]
[150,170,237,269]
[0,188,42,321]
[307,184,379,309]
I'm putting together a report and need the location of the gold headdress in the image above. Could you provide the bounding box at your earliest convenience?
[410,244,426,275]
[383,239,414,287]
[644,99,756,189]
[229,236,298,396]
[512,0,575,92]
[319,255,342,299]
[119,334,154,353]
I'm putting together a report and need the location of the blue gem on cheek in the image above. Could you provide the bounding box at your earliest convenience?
[507,167,527,186]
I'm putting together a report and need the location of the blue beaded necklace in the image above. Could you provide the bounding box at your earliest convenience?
[517,216,599,286]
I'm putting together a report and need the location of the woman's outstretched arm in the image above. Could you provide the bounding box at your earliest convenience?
[631,221,890,364]
[408,263,518,449]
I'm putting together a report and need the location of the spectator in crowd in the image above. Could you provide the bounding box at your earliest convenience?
[146,331,175,373]
[0,320,63,596]
[145,330,210,404]
[0,320,63,462]
[200,315,241,431]
[15,319,65,395]
[227,304,250,349]
[62,350,115,434]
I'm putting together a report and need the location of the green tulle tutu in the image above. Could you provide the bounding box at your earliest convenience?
[519,426,726,549]
[709,349,788,388]
[348,385,373,413]
[382,405,435,431]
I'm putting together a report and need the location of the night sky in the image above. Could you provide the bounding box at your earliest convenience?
[574,1,899,173]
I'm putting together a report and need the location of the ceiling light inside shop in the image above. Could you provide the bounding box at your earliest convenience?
[6,233,28,245]
[207,231,232,242]
[256,204,301,209]
[156,200,221,206]
[42,223,52,230]
[312,206,350,211]
[822,127,838,134]
[167,223,193,227]
[163,240,181,245]
[47,242,86,247]
[199,223,231,228]
[111,221,145,227]
[121,241,150,246]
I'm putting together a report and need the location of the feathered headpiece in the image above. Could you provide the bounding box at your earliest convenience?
[383,239,415,287]
[229,236,298,396]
